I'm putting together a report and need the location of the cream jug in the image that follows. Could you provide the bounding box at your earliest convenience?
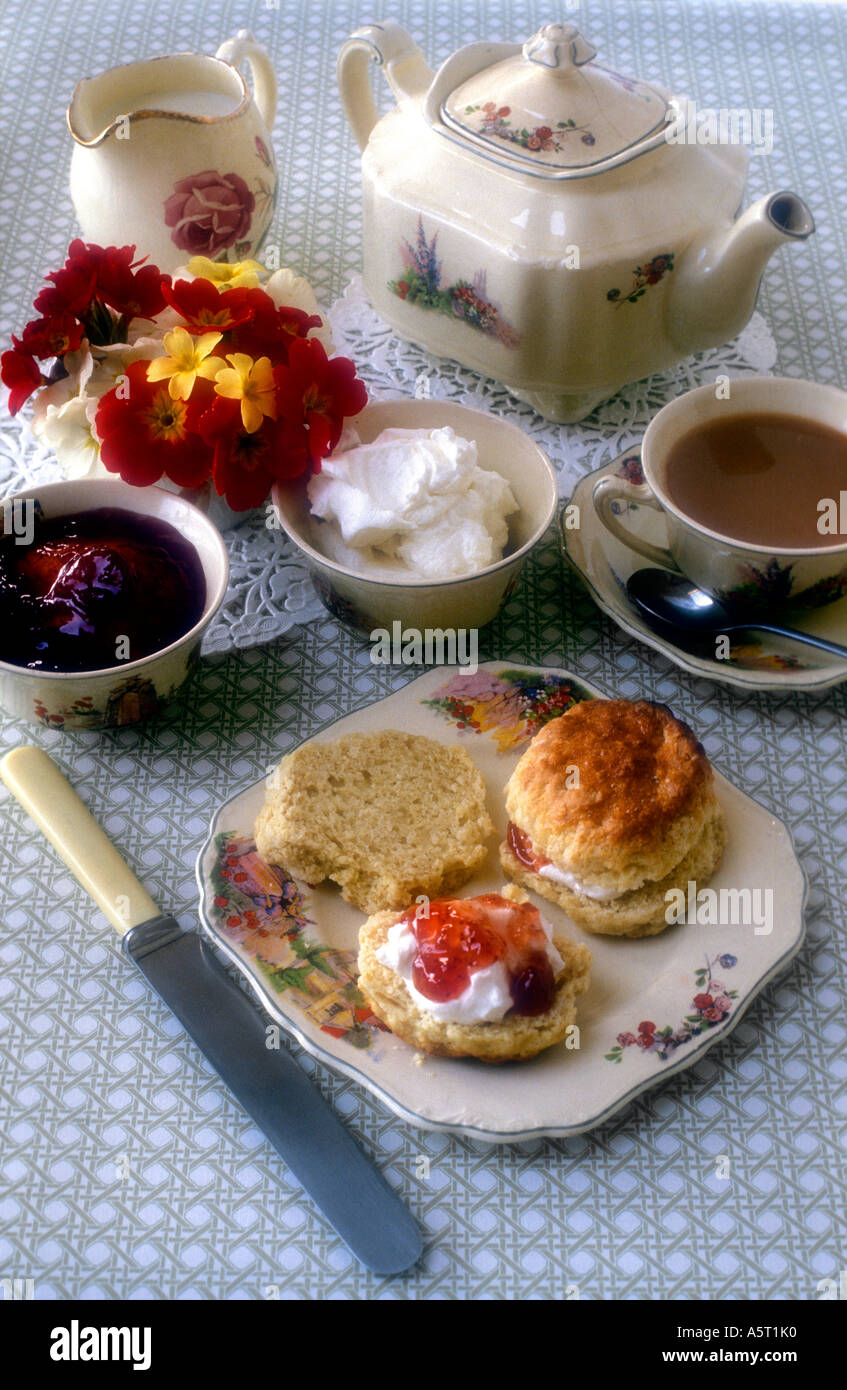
[339,20,814,422]
[68,30,278,272]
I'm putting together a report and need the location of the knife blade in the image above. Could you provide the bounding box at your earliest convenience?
[1,746,421,1277]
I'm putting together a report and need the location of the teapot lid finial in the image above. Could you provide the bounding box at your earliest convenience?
[522,23,598,71]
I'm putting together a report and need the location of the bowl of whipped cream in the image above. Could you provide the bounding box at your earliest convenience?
[271,399,558,632]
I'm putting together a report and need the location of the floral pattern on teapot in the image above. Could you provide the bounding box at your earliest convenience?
[606,253,675,308]
[463,101,596,152]
[388,217,520,348]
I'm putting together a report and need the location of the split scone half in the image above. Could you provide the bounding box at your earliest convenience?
[255,730,494,914]
[500,699,726,937]
[357,885,592,1063]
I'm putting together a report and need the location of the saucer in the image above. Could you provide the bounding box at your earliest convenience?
[561,449,847,693]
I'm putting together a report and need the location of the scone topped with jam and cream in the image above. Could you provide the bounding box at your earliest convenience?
[357,884,592,1062]
[255,730,494,914]
[500,699,725,937]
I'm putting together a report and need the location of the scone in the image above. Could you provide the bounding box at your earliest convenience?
[357,885,592,1062]
[500,699,726,937]
[255,730,494,913]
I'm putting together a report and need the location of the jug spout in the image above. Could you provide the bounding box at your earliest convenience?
[67,51,252,146]
[669,191,814,351]
[67,74,116,146]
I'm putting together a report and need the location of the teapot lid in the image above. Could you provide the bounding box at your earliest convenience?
[440,22,669,175]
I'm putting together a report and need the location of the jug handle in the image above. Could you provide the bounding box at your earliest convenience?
[216,30,277,131]
[338,22,433,152]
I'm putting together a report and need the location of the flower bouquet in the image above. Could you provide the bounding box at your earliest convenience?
[1,242,367,511]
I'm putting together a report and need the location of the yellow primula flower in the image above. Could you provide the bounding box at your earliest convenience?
[147,326,223,401]
[214,353,277,433]
[187,256,265,290]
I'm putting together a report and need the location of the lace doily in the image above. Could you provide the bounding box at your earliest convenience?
[0,279,777,656]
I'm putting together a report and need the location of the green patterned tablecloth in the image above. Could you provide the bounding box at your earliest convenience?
[0,0,845,1300]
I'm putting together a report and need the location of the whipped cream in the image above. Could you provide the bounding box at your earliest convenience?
[376,911,564,1025]
[306,425,518,580]
[538,862,624,901]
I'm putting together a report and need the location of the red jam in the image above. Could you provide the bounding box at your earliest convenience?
[0,507,206,672]
[400,893,555,1017]
[506,821,551,874]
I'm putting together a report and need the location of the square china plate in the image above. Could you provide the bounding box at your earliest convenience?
[196,664,806,1142]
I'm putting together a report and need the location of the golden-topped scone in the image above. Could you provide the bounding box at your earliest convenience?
[500,699,726,937]
[357,884,592,1062]
[255,730,494,914]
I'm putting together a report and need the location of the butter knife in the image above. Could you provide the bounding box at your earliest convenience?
[0,746,421,1277]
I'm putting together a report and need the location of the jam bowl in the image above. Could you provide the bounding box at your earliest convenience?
[271,398,559,634]
[0,478,229,729]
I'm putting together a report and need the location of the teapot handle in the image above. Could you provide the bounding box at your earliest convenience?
[338,22,432,152]
[216,30,277,131]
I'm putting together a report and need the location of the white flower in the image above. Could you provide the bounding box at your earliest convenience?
[39,395,104,479]
[89,337,164,396]
[30,342,95,435]
[264,267,335,353]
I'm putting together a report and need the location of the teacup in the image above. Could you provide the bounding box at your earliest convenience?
[592,377,847,609]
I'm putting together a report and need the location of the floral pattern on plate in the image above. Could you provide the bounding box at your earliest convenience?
[197,664,806,1139]
[208,831,387,1050]
[605,954,740,1063]
[422,666,594,750]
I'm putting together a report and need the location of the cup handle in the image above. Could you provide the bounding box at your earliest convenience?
[216,30,277,131]
[592,475,681,571]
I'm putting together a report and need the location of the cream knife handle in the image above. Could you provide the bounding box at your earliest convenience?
[0,746,160,935]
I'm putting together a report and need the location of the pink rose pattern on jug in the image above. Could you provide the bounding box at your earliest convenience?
[164,169,257,256]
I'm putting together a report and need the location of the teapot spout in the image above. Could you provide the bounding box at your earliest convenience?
[669,191,814,350]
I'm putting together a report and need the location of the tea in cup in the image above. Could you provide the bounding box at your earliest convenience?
[592,377,847,608]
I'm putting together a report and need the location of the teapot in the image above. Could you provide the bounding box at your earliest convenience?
[68,30,278,272]
[338,20,814,422]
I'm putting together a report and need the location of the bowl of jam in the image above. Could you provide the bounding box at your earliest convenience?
[0,478,229,729]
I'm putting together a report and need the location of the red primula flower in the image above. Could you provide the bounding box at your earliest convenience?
[199,395,310,510]
[38,241,169,324]
[273,336,367,467]
[14,314,84,360]
[162,278,256,333]
[205,283,318,364]
[33,265,96,318]
[225,287,320,361]
[63,239,131,274]
[1,348,43,414]
[95,359,214,487]
[70,241,170,319]
[100,261,170,319]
